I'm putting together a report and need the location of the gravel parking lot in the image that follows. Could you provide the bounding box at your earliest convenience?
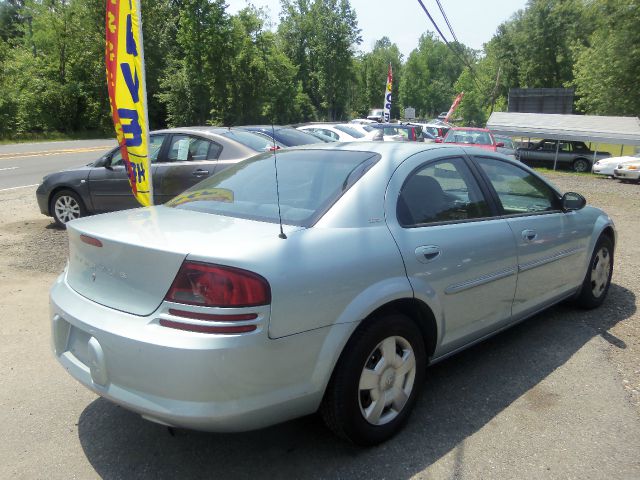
[0,171,639,479]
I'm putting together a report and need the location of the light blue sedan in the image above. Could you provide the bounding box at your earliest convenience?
[50,143,615,445]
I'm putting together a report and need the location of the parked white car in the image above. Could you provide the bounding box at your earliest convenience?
[613,159,640,182]
[593,153,640,177]
[297,124,371,142]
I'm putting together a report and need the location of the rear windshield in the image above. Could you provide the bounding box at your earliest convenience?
[276,128,326,146]
[167,149,380,227]
[334,125,365,138]
[220,130,282,151]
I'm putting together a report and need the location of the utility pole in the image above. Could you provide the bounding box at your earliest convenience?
[489,66,502,115]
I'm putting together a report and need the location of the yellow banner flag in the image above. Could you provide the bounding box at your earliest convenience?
[105,0,152,206]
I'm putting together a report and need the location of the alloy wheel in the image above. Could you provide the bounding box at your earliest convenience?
[54,195,81,224]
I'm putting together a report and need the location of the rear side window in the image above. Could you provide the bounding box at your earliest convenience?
[397,157,490,227]
[275,128,325,146]
[334,125,364,138]
[220,130,279,152]
[475,157,560,215]
[167,150,380,227]
[167,135,220,162]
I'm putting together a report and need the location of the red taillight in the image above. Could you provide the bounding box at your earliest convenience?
[80,234,103,248]
[164,262,271,307]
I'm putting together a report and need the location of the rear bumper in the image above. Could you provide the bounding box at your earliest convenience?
[50,272,347,432]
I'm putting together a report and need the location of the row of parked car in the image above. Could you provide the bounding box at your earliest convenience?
[37,122,639,228]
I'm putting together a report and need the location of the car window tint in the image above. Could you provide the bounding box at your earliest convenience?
[560,142,571,152]
[149,134,166,163]
[397,157,490,227]
[166,135,216,162]
[334,125,364,138]
[219,130,275,152]
[475,157,560,214]
[275,128,324,146]
[167,150,380,227]
[108,135,166,167]
[539,141,556,151]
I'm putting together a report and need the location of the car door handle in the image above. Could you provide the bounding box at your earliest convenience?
[192,169,209,177]
[415,245,441,264]
[521,229,537,242]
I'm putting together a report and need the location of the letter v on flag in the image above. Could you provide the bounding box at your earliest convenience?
[105,0,152,207]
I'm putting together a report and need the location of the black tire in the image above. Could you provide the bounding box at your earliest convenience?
[575,235,614,309]
[320,313,426,446]
[50,189,86,228]
[573,158,590,173]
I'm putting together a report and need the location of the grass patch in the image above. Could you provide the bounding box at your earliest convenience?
[0,130,111,145]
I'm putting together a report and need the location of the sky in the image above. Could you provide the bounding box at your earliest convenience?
[226,0,529,57]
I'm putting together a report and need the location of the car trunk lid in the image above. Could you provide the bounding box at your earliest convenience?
[65,206,298,316]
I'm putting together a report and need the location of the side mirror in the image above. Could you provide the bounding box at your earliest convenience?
[496,142,505,148]
[434,137,443,143]
[93,157,108,168]
[562,192,586,212]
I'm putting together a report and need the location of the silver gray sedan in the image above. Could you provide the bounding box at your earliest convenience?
[36,127,283,227]
[50,143,615,445]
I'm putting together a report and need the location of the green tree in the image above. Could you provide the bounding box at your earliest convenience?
[355,37,403,119]
[279,0,361,120]
[573,0,640,116]
[399,33,467,118]
[158,0,231,126]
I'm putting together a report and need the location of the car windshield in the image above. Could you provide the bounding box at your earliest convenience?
[445,130,493,145]
[276,128,326,146]
[334,125,365,138]
[495,136,514,149]
[220,130,283,151]
[167,149,380,227]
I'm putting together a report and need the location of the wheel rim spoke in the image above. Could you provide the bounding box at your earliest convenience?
[390,387,409,412]
[365,393,387,424]
[381,337,398,367]
[396,350,415,377]
[359,368,380,391]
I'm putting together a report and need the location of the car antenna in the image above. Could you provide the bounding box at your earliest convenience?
[271,122,287,239]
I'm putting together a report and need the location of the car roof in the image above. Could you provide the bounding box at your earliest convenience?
[449,127,491,132]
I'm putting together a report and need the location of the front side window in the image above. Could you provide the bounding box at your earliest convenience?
[475,156,560,215]
[397,157,490,227]
[108,134,166,167]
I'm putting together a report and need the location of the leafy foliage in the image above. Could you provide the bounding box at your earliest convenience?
[0,0,638,139]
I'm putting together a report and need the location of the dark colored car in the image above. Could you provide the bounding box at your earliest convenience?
[236,125,327,147]
[516,140,612,172]
[36,127,281,227]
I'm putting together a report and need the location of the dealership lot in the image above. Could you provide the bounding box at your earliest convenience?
[0,170,639,479]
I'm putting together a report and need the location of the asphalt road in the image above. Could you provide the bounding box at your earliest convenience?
[0,139,115,191]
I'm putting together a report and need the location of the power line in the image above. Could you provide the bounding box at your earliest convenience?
[415,0,482,89]
[435,0,458,44]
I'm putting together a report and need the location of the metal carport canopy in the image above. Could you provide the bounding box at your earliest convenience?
[486,112,640,145]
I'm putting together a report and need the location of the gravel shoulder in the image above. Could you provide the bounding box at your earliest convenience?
[0,173,639,479]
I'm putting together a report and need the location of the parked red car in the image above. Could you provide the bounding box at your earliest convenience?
[438,127,503,152]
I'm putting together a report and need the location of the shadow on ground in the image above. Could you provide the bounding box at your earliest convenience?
[78,284,635,479]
